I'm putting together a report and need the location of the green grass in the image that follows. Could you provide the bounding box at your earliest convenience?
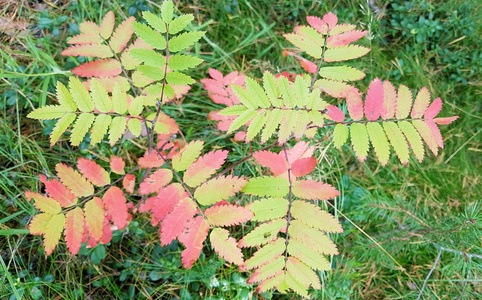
[1,0,481,299]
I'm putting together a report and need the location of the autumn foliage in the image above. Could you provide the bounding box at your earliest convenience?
[24,1,457,298]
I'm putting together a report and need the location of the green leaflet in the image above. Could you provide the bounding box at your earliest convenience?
[90,114,112,145]
[27,105,71,120]
[263,72,281,107]
[128,96,144,117]
[284,272,309,298]
[248,198,289,221]
[90,78,112,113]
[286,257,321,290]
[308,110,324,127]
[318,66,365,82]
[242,176,289,197]
[129,49,165,67]
[287,239,331,271]
[278,76,296,108]
[350,123,369,161]
[70,113,95,146]
[228,109,257,134]
[398,121,425,163]
[172,140,203,172]
[245,77,270,108]
[239,219,286,247]
[161,0,174,23]
[127,118,142,137]
[112,83,127,114]
[294,76,309,105]
[167,54,202,71]
[292,110,310,140]
[109,116,127,146]
[324,45,371,62]
[69,77,94,112]
[289,220,338,255]
[142,11,166,33]
[366,122,390,166]
[166,72,195,85]
[278,110,298,143]
[218,104,248,116]
[169,14,194,35]
[169,31,205,52]
[138,65,166,81]
[243,238,286,269]
[251,257,285,283]
[246,111,268,142]
[231,84,257,109]
[56,82,77,111]
[133,22,167,50]
[50,113,76,146]
[383,121,409,165]
[261,109,283,143]
[396,84,412,119]
[333,123,349,148]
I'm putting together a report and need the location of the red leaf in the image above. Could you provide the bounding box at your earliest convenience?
[434,116,459,125]
[307,12,338,34]
[291,157,317,177]
[160,198,197,245]
[184,150,228,188]
[72,59,122,78]
[102,186,129,230]
[84,197,105,241]
[62,44,113,58]
[138,151,164,168]
[178,216,209,268]
[426,120,444,148]
[327,30,367,47]
[204,205,253,226]
[77,158,110,186]
[292,180,340,200]
[365,78,383,120]
[39,175,76,207]
[381,80,397,120]
[109,17,135,53]
[287,141,314,163]
[122,174,136,194]
[345,89,363,121]
[140,183,185,223]
[209,68,224,81]
[253,151,287,176]
[424,97,442,119]
[139,169,173,195]
[67,33,102,44]
[326,105,345,122]
[110,156,125,174]
[64,207,84,255]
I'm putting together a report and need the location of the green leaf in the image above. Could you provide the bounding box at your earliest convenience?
[172,140,204,172]
[90,78,112,113]
[261,109,283,143]
[246,111,268,142]
[232,84,257,109]
[383,121,409,165]
[366,122,390,166]
[333,124,348,149]
[324,45,370,62]
[278,76,296,108]
[263,71,282,107]
[169,14,194,35]
[112,83,127,114]
[247,198,289,221]
[278,110,297,143]
[239,219,286,247]
[109,116,127,146]
[318,66,365,81]
[218,104,248,116]
[350,123,369,161]
[138,65,165,81]
[287,239,331,271]
[50,113,76,146]
[128,96,144,116]
[90,114,112,145]
[142,11,166,33]
[127,118,142,137]
[133,22,166,49]
[169,31,205,52]
[228,109,257,134]
[56,82,77,111]
[243,238,286,269]
[69,77,94,112]
[129,49,165,67]
[294,76,309,105]
[245,77,270,108]
[168,54,203,71]
[242,176,289,197]
[166,72,195,85]
[398,121,424,163]
[70,113,95,146]
[161,0,174,23]
[27,105,71,120]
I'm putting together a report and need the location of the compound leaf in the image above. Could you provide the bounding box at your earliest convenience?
[210,228,243,265]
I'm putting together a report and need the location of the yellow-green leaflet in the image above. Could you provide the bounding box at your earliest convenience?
[350,123,369,161]
[169,14,194,35]
[333,123,349,148]
[69,77,94,112]
[142,11,166,33]
[127,118,142,137]
[56,81,77,111]
[90,78,112,113]
[50,113,76,146]
[169,31,205,53]
[383,121,409,165]
[109,116,127,146]
[112,83,127,114]
[70,113,95,146]
[90,115,112,145]
[172,140,204,172]
[367,122,390,166]
[133,22,166,49]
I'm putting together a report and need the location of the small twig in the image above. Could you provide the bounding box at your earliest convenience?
[281,144,294,262]
[309,34,328,91]
[417,250,442,300]
[432,243,482,260]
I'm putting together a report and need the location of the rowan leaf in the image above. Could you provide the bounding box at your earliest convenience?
[139,169,173,195]
[333,124,349,149]
[161,0,174,23]
[50,113,76,146]
[178,216,209,268]
[324,45,370,62]
[29,213,52,235]
[345,90,364,120]
[248,256,285,284]
[142,11,166,33]
[205,205,253,226]
[284,271,309,297]
[56,82,77,111]
[210,228,243,265]
[99,11,115,39]
[69,77,94,112]
[64,207,84,255]
[326,30,367,47]
[287,239,331,271]
[69,113,95,146]
[291,200,343,233]
[239,219,286,247]
[396,84,412,119]
[424,97,442,119]
[138,151,164,168]
[253,150,288,176]
[289,220,338,255]
[140,183,184,222]
[398,121,425,163]
[366,122,390,166]
[183,150,228,188]
[247,198,289,222]
[109,17,135,53]
[110,156,125,174]
[108,116,127,146]
[90,78,112,112]
[413,120,439,156]
[350,123,369,161]
[112,83,128,114]
[90,114,112,145]
[411,87,431,118]
[25,192,61,214]
[318,66,365,81]
[169,14,194,35]
[103,186,129,230]
[314,79,354,98]
[84,197,105,241]
[39,175,77,207]
[291,157,317,177]
[292,180,340,200]
[194,175,246,206]
[243,238,286,270]
[169,31,205,52]
[77,158,110,186]
[383,121,410,165]
[365,78,383,120]
[381,80,397,119]
[62,44,113,58]
[160,198,197,245]
[166,72,195,85]
[27,105,71,120]
[242,176,289,198]
[168,54,202,71]
[286,257,321,289]
[123,174,136,194]
[133,22,166,50]
[56,163,94,197]
[44,213,66,255]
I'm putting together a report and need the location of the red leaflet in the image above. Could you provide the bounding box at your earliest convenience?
[345,89,363,121]
[365,78,383,120]
[102,186,129,230]
[62,44,113,58]
[426,120,444,148]
[139,169,173,195]
[424,97,442,119]
[204,205,254,226]
[326,105,345,122]
[72,59,122,78]
[84,197,105,241]
[109,17,136,53]
[138,151,164,168]
[287,141,314,163]
[99,11,115,39]
[122,174,135,194]
[178,216,209,268]
[381,80,397,120]
[64,207,84,255]
[160,198,197,245]
[434,116,459,125]
[77,158,110,186]
[253,151,288,176]
[140,183,185,223]
[291,157,317,177]
[209,68,224,81]
[184,150,228,188]
[110,156,125,174]
[39,175,76,207]
[292,180,340,200]
[282,50,317,73]
[307,12,338,34]
[327,30,367,47]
